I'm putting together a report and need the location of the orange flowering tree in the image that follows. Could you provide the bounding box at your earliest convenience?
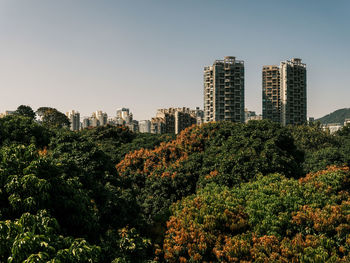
[116,121,303,237]
[162,166,350,262]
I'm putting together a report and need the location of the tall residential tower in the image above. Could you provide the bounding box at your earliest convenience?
[66,110,80,131]
[204,56,245,123]
[262,58,307,125]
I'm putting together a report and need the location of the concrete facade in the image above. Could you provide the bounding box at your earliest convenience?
[280,58,307,125]
[151,107,199,134]
[262,66,281,123]
[139,120,151,133]
[204,56,245,123]
[262,58,307,125]
[66,110,80,131]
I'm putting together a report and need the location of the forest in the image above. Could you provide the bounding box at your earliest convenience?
[1,106,350,262]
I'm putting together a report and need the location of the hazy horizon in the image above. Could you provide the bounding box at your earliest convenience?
[1,0,349,120]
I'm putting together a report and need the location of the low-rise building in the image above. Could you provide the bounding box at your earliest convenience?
[247,115,263,122]
[344,119,350,126]
[323,123,342,134]
[0,110,15,118]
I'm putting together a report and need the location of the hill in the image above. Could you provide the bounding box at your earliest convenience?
[317,108,350,124]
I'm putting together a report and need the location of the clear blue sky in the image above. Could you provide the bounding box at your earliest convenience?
[0,0,349,120]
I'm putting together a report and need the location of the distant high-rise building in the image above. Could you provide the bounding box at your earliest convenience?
[150,107,198,134]
[82,117,90,129]
[139,120,151,133]
[116,108,130,120]
[244,108,256,123]
[174,111,195,134]
[66,110,80,131]
[151,118,165,134]
[204,56,245,123]
[90,116,99,127]
[280,58,307,125]
[262,58,307,125]
[262,66,281,123]
[116,108,133,125]
[191,107,204,125]
[93,111,108,126]
[126,120,139,133]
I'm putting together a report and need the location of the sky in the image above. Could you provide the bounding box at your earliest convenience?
[0,0,349,120]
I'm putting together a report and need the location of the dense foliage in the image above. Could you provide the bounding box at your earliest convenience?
[14,105,36,120]
[0,113,350,262]
[163,167,350,262]
[36,107,70,128]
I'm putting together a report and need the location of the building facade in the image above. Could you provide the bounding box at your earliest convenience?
[150,107,199,134]
[94,111,108,126]
[116,108,134,125]
[262,66,281,123]
[82,117,90,129]
[66,110,80,131]
[139,120,151,133]
[262,58,307,125]
[204,56,245,123]
[151,118,165,134]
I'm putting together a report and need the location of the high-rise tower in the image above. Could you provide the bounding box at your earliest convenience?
[262,65,281,123]
[66,110,80,131]
[204,56,245,123]
[262,58,307,125]
[280,58,307,125]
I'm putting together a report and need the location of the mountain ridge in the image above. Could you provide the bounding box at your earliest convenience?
[316,108,350,124]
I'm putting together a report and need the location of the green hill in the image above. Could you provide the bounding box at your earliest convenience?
[317,108,350,124]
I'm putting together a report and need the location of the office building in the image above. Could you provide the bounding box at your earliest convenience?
[263,58,307,125]
[204,56,245,123]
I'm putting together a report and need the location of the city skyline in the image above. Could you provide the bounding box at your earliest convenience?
[0,0,349,120]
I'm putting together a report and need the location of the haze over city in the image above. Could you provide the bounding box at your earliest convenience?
[0,0,349,120]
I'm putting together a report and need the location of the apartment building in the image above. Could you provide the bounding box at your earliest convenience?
[262,66,281,123]
[66,110,80,131]
[204,56,245,123]
[139,120,151,133]
[150,107,198,134]
[262,58,307,125]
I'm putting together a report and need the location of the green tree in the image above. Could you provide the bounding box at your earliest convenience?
[36,107,70,128]
[14,105,36,119]
[0,210,101,262]
[0,115,50,148]
[0,144,99,238]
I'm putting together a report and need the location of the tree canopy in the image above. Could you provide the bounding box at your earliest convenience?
[0,111,350,261]
[36,107,70,128]
[14,105,36,119]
